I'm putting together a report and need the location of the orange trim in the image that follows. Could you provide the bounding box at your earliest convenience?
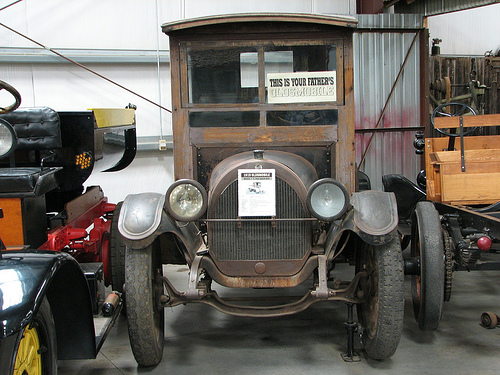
[0,198,24,246]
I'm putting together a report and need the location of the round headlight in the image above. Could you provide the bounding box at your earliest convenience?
[307,178,349,221]
[0,118,17,159]
[165,179,207,221]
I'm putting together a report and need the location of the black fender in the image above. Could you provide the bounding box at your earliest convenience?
[325,191,399,254]
[382,174,426,222]
[0,250,98,365]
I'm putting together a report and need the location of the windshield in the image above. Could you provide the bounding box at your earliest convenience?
[186,42,340,127]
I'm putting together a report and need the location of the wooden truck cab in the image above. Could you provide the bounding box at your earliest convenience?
[164,13,357,193]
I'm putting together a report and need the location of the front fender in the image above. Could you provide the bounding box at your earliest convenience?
[118,192,165,243]
[119,192,202,253]
[324,191,399,255]
[0,250,96,360]
[351,190,398,245]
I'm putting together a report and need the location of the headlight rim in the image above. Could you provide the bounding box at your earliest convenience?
[0,118,17,159]
[306,178,350,221]
[165,179,208,222]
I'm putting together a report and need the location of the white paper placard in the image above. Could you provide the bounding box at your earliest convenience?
[267,71,337,103]
[238,169,276,217]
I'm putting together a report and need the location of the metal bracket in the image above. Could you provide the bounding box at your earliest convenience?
[314,255,330,299]
[459,116,466,172]
[186,255,205,299]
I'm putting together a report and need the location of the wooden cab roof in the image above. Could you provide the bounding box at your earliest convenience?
[162,13,358,35]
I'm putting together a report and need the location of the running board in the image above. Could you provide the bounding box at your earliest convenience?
[94,292,123,353]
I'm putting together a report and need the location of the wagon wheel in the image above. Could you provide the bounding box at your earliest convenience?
[411,201,445,331]
[0,79,21,114]
[12,297,57,374]
[431,102,477,137]
[356,236,404,359]
[126,239,165,367]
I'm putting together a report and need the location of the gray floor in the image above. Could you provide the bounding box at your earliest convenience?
[58,263,500,375]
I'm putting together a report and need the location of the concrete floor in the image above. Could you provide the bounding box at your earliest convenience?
[58,263,500,375]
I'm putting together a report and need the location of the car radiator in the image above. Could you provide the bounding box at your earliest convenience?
[209,178,311,261]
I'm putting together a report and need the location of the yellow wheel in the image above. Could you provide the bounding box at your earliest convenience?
[12,297,57,374]
[14,325,42,374]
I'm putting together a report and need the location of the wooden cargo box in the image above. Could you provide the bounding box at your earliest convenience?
[425,114,500,205]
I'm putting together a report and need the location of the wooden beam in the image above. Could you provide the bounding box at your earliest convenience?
[434,114,500,129]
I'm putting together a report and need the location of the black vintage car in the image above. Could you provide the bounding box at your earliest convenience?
[0,80,136,374]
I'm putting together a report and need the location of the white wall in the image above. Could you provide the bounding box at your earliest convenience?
[1,0,496,202]
[0,0,355,202]
[427,3,500,56]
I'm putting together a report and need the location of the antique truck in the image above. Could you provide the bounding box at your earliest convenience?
[118,13,403,366]
[0,80,136,374]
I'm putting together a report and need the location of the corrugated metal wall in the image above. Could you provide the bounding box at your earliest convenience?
[354,14,424,191]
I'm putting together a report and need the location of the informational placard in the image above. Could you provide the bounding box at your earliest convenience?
[267,71,337,104]
[238,169,276,217]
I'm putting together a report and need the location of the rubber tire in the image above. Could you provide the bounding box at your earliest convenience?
[126,240,164,367]
[481,312,498,329]
[110,202,126,293]
[13,297,57,374]
[411,201,445,331]
[356,237,404,360]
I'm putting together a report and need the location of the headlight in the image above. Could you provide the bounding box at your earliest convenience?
[0,118,17,159]
[307,178,349,221]
[165,179,207,221]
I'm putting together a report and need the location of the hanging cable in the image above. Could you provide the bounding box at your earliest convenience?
[0,21,172,113]
[0,0,22,12]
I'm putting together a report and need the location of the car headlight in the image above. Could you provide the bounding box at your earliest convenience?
[165,179,207,221]
[307,178,349,221]
[0,118,17,159]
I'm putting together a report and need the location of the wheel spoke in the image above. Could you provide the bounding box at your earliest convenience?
[456,105,468,116]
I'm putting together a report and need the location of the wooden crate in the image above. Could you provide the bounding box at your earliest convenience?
[426,114,500,205]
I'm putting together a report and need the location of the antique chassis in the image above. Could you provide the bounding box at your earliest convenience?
[118,13,404,366]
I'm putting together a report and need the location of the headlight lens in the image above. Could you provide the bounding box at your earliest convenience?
[165,179,207,221]
[307,178,349,221]
[0,118,17,159]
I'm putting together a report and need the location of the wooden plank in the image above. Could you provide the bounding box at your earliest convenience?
[439,160,500,175]
[431,148,500,164]
[190,125,337,147]
[426,135,500,152]
[434,113,500,129]
[336,34,355,194]
[441,172,500,205]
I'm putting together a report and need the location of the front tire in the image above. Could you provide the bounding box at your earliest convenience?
[13,297,57,374]
[126,240,164,367]
[411,201,445,331]
[356,237,404,360]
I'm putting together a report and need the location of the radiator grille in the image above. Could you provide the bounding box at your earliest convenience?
[209,178,310,261]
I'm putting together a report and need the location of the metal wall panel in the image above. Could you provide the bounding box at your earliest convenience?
[354,14,424,191]
[393,0,499,15]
